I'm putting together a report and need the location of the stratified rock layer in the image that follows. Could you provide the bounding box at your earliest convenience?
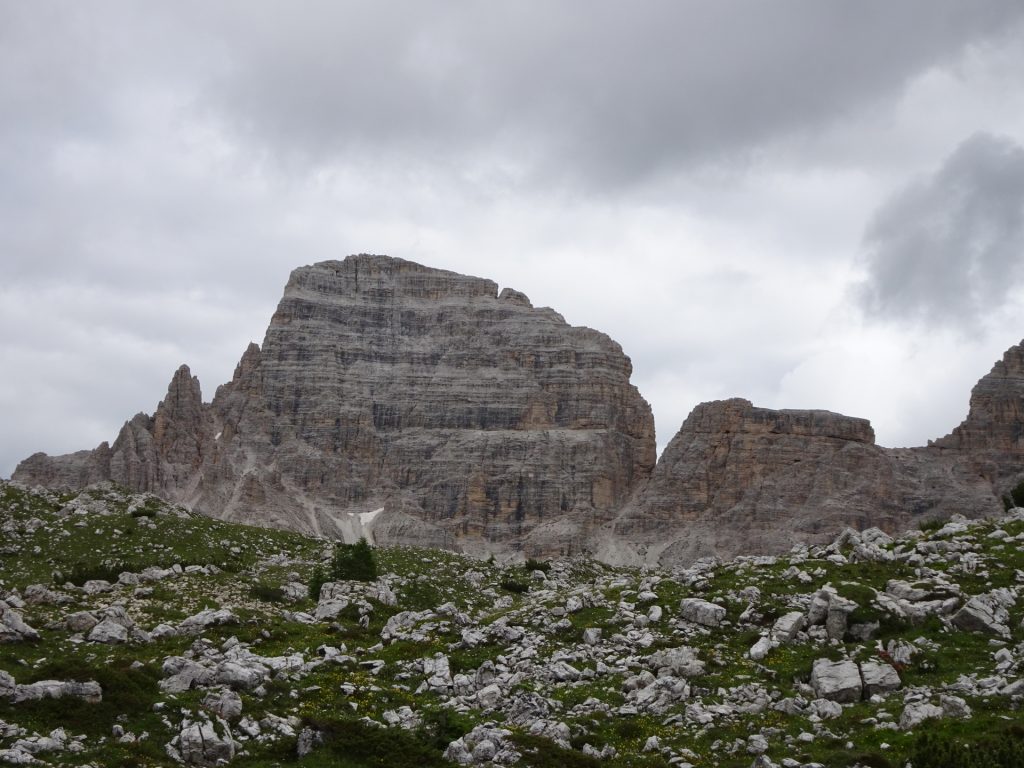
[933,342,1024,484]
[604,376,1019,564]
[15,256,655,556]
[12,257,1024,565]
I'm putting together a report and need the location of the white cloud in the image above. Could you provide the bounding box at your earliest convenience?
[3,3,1024,477]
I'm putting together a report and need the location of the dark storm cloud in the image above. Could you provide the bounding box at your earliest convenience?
[198,0,1024,186]
[859,133,1024,326]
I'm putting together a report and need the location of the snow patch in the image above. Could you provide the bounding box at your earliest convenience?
[329,506,385,546]
[360,507,384,526]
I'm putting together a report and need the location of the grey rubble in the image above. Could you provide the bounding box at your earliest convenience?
[12,255,1024,565]
[3,482,1024,766]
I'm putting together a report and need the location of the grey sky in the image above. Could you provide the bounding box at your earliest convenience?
[859,132,1024,326]
[3,2,1024,478]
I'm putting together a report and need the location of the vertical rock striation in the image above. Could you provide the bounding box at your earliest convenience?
[14,255,656,557]
[932,340,1024,485]
[12,258,1024,565]
[603,344,1024,565]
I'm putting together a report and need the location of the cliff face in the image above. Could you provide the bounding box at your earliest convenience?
[12,258,1024,565]
[14,256,656,556]
[16,366,212,498]
[602,361,1020,565]
[932,341,1024,483]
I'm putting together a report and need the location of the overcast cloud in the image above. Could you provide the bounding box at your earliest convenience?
[859,132,1024,327]
[3,2,1024,478]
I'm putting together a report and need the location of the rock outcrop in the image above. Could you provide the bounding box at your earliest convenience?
[12,256,1024,565]
[15,256,655,557]
[603,339,1024,566]
[933,341,1024,485]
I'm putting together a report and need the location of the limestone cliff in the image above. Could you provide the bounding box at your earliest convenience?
[16,365,212,498]
[12,260,1024,565]
[602,344,1024,565]
[14,256,656,556]
[932,340,1024,484]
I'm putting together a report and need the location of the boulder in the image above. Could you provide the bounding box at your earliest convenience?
[11,679,102,704]
[88,618,129,644]
[772,611,805,643]
[203,689,243,721]
[177,719,236,766]
[679,598,727,627]
[65,611,99,633]
[899,701,945,730]
[0,603,39,643]
[859,660,900,696]
[178,609,239,636]
[810,659,862,703]
[953,594,1011,636]
[214,661,265,692]
[646,647,705,678]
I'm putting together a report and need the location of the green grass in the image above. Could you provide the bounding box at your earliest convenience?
[3,480,1024,768]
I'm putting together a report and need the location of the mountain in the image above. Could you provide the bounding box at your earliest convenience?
[14,256,656,557]
[12,255,1024,564]
[601,397,1015,565]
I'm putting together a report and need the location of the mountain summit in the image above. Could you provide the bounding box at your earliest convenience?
[14,256,1024,563]
[15,256,656,557]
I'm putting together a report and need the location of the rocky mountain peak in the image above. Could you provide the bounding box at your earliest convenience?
[14,255,655,557]
[9,260,1024,566]
[933,339,1024,481]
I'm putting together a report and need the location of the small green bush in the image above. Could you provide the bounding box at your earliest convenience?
[3,660,161,739]
[300,716,449,767]
[510,733,603,768]
[309,565,328,601]
[523,557,551,573]
[1003,479,1024,511]
[418,708,473,752]
[500,578,529,594]
[249,582,287,603]
[912,725,1024,768]
[330,538,378,582]
[63,560,139,586]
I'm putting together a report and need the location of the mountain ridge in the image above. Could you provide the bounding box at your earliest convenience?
[13,255,1024,564]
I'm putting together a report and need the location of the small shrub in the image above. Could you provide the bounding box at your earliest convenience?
[63,560,139,586]
[400,578,443,611]
[308,566,328,601]
[500,578,529,594]
[249,582,287,603]
[301,716,449,767]
[912,725,1024,768]
[510,733,603,768]
[919,518,945,534]
[851,753,894,768]
[129,505,157,518]
[613,717,645,741]
[330,538,378,582]
[418,708,473,752]
[523,557,550,573]
[5,661,161,739]
[1004,479,1024,511]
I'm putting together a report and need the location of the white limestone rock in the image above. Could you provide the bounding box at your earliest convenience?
[810,659,862,703]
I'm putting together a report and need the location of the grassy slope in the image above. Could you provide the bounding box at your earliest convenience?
[1,481,1024,767]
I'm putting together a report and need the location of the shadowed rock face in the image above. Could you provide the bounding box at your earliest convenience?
[14,255,656,556]
[933,342,1024,484]
[603,372,1019,565]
